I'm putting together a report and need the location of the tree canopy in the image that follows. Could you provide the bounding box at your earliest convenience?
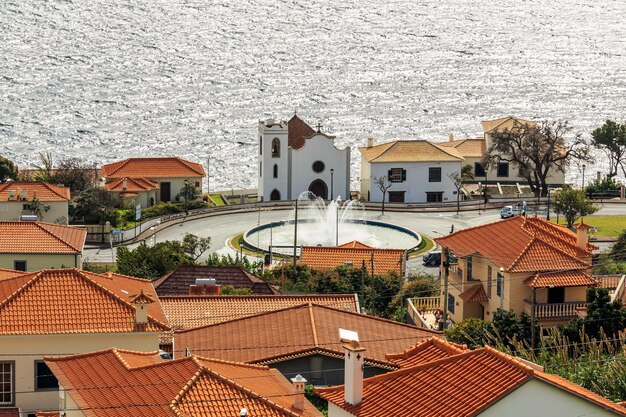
[553,187,598,228]
[485,120,591,197]
[0,155,18,183]
[591,120,626,178]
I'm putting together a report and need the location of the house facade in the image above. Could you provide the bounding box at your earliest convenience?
[101,157,205,206]
[359,139,463,203]
[258,115,350,201]
[104,177,159,208]
[0,222,86,271]
[0,269,169,415]
[0,182,70,224]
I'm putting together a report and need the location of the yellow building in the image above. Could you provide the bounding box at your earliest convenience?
[0,269,169,415]
[0,182,71,224]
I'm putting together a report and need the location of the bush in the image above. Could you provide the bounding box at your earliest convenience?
[444,318,490,349]
[141,201,208,220]
[585,176,622,197]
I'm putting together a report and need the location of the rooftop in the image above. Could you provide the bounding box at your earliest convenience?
[105,177,159,192]
[437,138,486,158]
[0,269,169,335]
[359,140,464,163]
[101,157,205,179]
[384,337,467,368]
[300,243,405,275]
[288,115,317,150]
[525,270,599,288]
[46,348,322,417]
[0,181,70,202]
[0,222,86,254]
[481,116,537,133]
[174,303,439,367]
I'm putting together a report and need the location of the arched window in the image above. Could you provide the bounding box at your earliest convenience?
[272,138,280,157]
[270,189,281,200]
[273,164,278,178]
[259,136,263,155]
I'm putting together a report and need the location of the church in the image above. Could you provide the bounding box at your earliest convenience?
[257,115,351,201]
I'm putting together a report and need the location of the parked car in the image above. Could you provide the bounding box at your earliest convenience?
[422,251,441,267]
[500,205,521,219]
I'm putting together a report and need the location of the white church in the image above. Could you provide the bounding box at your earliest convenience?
[257,115,351,201]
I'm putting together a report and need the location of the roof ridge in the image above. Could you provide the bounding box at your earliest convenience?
[40,182,70,200]
[195,355,270,370]
[175,157,205,176]
[428,141,465,160]
[509,238,591,273]
[309,303,319,347]
[437,216,522,243]
[34,223,82,252]
[524,218,593,255]
[160,294,356,300]
[0,271,41,312]
[254,346,397,370]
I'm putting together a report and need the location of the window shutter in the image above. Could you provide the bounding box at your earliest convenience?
[402,169,406,181]
[388,169,392,179]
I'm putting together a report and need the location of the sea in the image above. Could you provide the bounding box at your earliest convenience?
[1,0,626,191]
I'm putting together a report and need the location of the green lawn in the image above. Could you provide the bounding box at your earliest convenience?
[552,215,626,238]
[209,193,226,206]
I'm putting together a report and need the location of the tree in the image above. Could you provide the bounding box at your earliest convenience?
[585,176,622,198]
[33,151,55,182]
[591,120,626,178]
[73,187,120,224]
[116,241,194,279]
[54,157,98,195]
[485,120,591,197]
[373,175,392,215]
[178,180,200,215]
[448,171,463,215]
[0,155,18,183]
[610,229,626,262]
[29,194,50,220]
[553,187,598,228]
[181,233,211,261]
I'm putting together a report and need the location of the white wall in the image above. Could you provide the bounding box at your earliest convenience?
[157,177,203,203]
[327,402,356,417]
[258,121,289,201]
[368,161,461,203]
[290,134,350,201]
[359,159,371,200]
[480,378,620,417]
[0,201,68,224]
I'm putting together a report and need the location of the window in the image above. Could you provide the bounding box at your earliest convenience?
[497,162,509,177]
[270,189,281,201]
[466,256,473,280]
[388,168,406,183]
[474,162,486,177]
[388,191,405,203]
[271,138,280,157]
[0,361,14,405]
[22,203,31,211]
[259,136,262,155]
[428,167,442,182]
[13,261,26,272]
[35,361,58,390]
[496,270,503,297]
[273,164,278,179]
[426,192,443,203]
[447,294,455,314]
[312,161,325,173]
[487,266,492,298]
[259,161,262,177]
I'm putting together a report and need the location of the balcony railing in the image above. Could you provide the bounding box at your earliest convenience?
[524,300,588,320]
[408,296,441,313]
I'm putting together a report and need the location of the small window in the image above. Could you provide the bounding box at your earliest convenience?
[273,164,278,179]
[428,167,442,182]
[388,168,406,183]
[467,256,473,280]
[35,361,58,390]
[0,361,14,405]
[426,192,443,203]
[447,294,455,314]
[312,161,325,173]
[487,266,492,298]
[272,138,280,157]
[497,162,509,177]
[497,270,503,297]
[259,161,262,177]
[22,203,32,211]
[13,261,26,272]
[259,136,263,155]
[388,191,405,203]
[474,162,486,177]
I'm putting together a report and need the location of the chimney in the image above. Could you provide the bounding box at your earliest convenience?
[575,222,590,249]
[123,178,127,190]
[290,374,307,411]
[367,137,374,148]
[449,131,454,142]
[129,290,154,324]
[189,278,221,295]
[343,340,365,406]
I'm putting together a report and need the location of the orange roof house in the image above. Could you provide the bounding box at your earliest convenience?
[46,348,322,417]
[0,182,71,224]
[316,338,626,417]
[175,303,440,386]
[300,241,406,276]
[0,269,169,414]
[427,217,596,325]
[0,221,86,271]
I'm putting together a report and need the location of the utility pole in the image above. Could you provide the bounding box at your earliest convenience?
[292,199,298,277]
[546,188,551,221]
[207,154,210,194]
[370,250,375,280]
[531,287,537,348]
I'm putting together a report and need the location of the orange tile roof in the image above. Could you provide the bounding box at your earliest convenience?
[525,270,599,288]
[46,348,322,417]
[595,274,623,289]
[359,140,464,163]
[105,177,159,192]
[288,115,317,150]
[0,222,86,254]
[338,240,374,249]
[0,181,70,202]
[102,157,205,179]
[174,303,439,367]
[0,268,27,279]
[437,138,486,158]
[459,283,489,302]
[0,269,169,335]
[481,116,537,133]
[317,343,626,417]
[300,246,405,275]
[436,217,593,273]
[385,337,467,368]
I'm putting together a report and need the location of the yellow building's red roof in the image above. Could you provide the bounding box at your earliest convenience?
[525,270,599,288]
[105,177,159,192]
[102,157,205,179]
[300,243,405,275]
[0,222,86,254]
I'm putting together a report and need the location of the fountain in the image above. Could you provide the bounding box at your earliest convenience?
[243,192,421,256]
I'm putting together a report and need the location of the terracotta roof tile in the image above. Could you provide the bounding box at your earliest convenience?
[437,138,486,158]
[154,265,279,296]
[595,274,624,289]
[102,157,205,179]
[436,217,593,273]
[300,246,405,275]
[385,337,467,368]
[105,177,159,192]
[0,222,86,254]
[46,349,322,417]
[317,343,626,417]
[0,268,28,280]
[288,115,316,150]
[459,283,489,302]
[0,269,169,335]
[481,116,537,133]
[525,270,599,288]
[338,240,374,249]
[174,304,439,366]
[0,182,70,202]
[359,140,464,163]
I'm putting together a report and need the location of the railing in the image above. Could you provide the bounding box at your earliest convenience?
[524,300,588,320]
[612,275,626,303]
[408,297,441,312]
[407,297,440,330]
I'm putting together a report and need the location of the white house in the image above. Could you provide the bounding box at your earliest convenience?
[360,139,463,203]
[258,115,350,201]
[0,182,70,224]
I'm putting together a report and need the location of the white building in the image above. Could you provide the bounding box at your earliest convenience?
[258,115,350,201]
[360,139,463,203]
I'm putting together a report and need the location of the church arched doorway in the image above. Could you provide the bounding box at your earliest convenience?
[270,189,281,201]
[308,179,328,200]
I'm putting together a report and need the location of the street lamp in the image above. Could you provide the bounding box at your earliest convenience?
[546,188,551,221]
[582,164,587,189]
[330,168,334,201]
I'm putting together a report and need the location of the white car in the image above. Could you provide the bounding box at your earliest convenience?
[500,206,515,219]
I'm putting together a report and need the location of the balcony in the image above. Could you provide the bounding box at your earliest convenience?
[524,300,587,321]
[407,297,441,330]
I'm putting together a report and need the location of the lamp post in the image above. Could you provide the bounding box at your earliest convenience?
[582,164,587,189]
[330,168,334,201]
[335,199,340,246]
[546,188,551,221]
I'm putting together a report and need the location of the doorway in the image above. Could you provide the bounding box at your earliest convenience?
[160,182,171,202]
[308,179,328,200]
